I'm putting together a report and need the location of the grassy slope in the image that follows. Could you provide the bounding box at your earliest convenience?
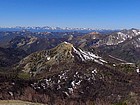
[0,100,46,105]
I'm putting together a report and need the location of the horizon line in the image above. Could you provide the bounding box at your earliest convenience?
[0,25,137,30]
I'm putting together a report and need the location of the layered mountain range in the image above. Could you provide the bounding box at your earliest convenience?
[5,28,139,64]
[0,26,118,33]
[0,28,140,105]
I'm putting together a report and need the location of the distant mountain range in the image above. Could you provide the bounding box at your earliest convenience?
[0,26,119,33]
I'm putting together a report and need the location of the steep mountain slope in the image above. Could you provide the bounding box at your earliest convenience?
[98,35,140,65]
[71,32,103,49]
[2,31,85,54]
[8,36,68,54]
[97,28,140,46]
[18,42,107,77]
[0,47,27,67]
[0,31,20,48]
[0,42,139,105]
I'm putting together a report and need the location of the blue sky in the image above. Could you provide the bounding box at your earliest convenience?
[0,0,140,29]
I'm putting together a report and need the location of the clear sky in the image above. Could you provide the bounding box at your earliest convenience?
[0,0,140,29]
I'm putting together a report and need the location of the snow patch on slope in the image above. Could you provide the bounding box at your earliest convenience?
[72,45,107,64]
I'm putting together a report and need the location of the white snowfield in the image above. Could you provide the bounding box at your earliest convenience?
[72,44,107,64]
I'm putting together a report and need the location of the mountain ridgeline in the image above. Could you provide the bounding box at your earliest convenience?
[0,28,140,105]
[17,42,108,78]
